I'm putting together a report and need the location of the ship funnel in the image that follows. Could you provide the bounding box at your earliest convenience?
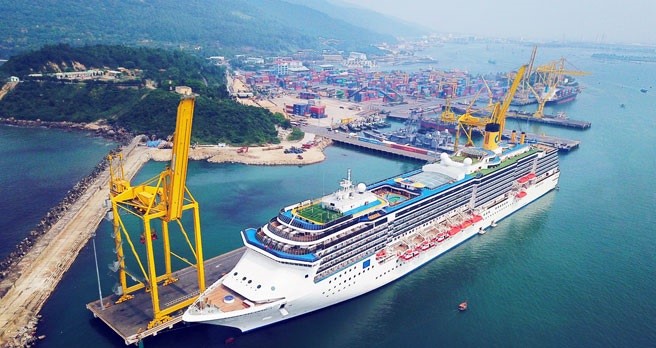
[510,130,517,144]
[520,131,526,144]
[483,123,501,151]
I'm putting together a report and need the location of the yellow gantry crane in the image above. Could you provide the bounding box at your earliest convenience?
[529,57,589,118]
[107,96,205,329]
[451,65,527,151]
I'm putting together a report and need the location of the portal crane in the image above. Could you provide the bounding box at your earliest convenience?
[107,96,205,329]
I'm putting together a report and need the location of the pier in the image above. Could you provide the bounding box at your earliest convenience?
[86,248,245,345]
[505,110,591,129]
[502,130,580,152]
[382,102,592,130]
[301,125,437,162]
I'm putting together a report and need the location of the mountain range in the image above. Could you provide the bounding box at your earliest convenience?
[0,0,428,58]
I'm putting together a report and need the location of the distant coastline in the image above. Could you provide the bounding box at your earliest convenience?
[591,53,656,63]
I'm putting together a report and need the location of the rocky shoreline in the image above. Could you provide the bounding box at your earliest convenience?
[0,120,330,347]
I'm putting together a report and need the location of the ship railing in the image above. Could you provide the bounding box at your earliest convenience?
[256,229,316,256]
[314,245,380,282]
[273,214,361,241]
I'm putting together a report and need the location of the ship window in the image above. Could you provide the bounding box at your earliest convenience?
[305,274,309,278]
[271,286,276,291]
[248,280,252,284]
[233,272,238,276]
[242,277,247,281]
[257,285,261,289]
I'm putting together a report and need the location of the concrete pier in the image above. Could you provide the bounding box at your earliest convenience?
[86,248,245,345]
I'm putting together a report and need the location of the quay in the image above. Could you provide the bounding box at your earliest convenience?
[86,248,245,345]
[505,110,591,129]
[382,103,591,130]
[302,125,437,162]
[503,130,580,152]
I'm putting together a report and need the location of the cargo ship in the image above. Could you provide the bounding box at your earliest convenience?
[545,86,580,105]
[183,122,560,332]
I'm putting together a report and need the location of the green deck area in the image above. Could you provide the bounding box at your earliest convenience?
[296,203,343,224]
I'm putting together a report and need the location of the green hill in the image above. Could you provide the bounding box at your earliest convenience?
[0,45,286,145]
[0,0,397,57]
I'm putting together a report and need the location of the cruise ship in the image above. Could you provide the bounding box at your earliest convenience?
[183,123,560,332]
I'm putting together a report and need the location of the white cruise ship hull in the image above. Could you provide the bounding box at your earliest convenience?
[184,172,559,332]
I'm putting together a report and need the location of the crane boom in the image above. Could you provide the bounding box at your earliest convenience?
[166,96,195,221]
[494,65,527,135]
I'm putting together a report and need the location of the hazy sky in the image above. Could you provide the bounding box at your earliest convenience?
[340,0,654,44]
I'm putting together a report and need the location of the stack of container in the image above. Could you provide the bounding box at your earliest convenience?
[292,103,309,116]
[309,105,326,118]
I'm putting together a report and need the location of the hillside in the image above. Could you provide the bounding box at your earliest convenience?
[0,0,395,58]
[291,0,430,38]
[0,45,286,145]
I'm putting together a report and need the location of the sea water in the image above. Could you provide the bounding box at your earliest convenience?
[19,42,656,347]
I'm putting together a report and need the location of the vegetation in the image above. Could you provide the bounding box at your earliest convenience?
[0,45,285,145]
[0,0,398,58]
[287,127,305,141]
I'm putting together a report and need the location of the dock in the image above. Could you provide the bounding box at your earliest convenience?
[503,130,580,152]
[505,110,591,129]
[86,247,245,345]
[301,125,437,162]
[384,103,591,130]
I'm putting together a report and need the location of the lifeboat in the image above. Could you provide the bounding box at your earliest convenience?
[448,226,461,236]
[471,215,483,223]
[421,241,430,251]
[375,249,387,260]
[516,191,527,199]
[400,249,415,261]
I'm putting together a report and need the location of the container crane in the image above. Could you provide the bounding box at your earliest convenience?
[107,96,206,329]
[530,58,589,118]
[448,65,527,152]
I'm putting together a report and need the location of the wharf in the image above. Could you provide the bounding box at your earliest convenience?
[505,110,591,129]
[87,247,245,345]
[383,103,591,130]
[301,125,437,162]
[503,130,580,152]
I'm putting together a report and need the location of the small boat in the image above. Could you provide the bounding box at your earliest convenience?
[478,228,486,235]
[458,301,468,311]
[490,221,497,227]
[640,88,648,93]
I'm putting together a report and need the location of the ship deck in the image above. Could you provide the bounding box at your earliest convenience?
[86,247,246,345]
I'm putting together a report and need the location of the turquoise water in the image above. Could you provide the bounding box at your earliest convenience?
[16,42,656,347]
[0,126,115,260]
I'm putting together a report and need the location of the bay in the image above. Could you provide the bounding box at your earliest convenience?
[24,42,656,347]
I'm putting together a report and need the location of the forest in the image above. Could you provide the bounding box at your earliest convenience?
[0,45,287,145]
[0,0,396,58]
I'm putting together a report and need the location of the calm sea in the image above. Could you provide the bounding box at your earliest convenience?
[8,42,655,347]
